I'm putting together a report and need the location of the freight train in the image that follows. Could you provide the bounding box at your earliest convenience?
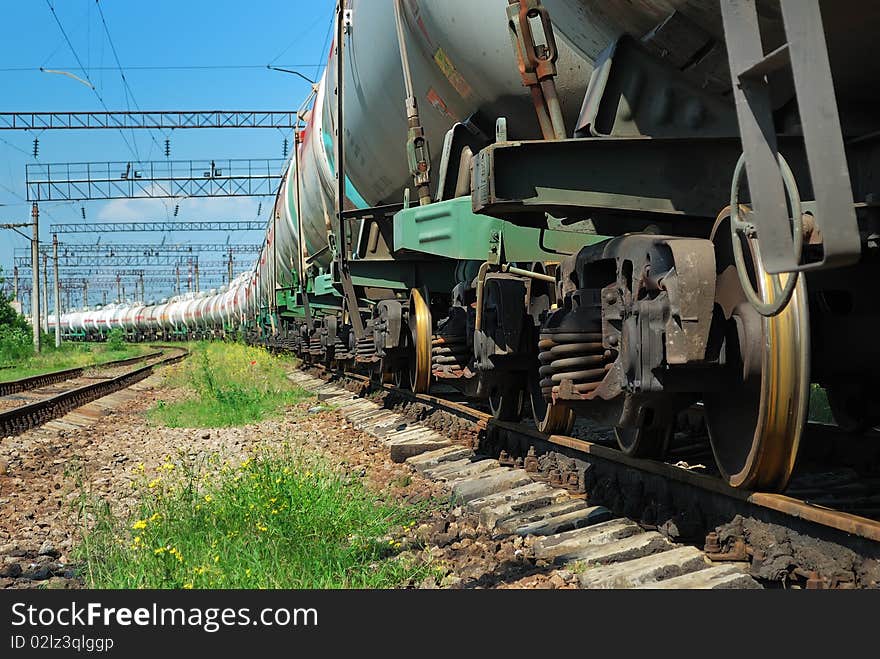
[56,0,880,493]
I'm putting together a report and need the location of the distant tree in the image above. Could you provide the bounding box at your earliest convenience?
[0,267,28,331]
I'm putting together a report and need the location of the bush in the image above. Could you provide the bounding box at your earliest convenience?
[0,326,33,365]
[106,328,125,351]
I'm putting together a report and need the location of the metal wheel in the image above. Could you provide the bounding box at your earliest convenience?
[528,369,574,434]
[704,209,810,491]
[409,287,432,394]
[489,383,524,421]
[615,424,672,460]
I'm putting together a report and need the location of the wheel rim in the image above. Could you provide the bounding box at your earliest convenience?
[409,288,432,394]
[528,370,574,434]
[489,385,523,421]
[704,210,810,491]
[615,424,672,460]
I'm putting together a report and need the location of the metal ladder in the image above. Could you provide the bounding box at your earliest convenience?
[720,0,860,273]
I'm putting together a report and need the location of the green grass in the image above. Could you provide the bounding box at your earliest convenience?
[74,448,427,588]
[148,342,310,428]
[0,340,152,381]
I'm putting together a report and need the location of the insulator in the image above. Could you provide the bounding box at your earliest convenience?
[81,206,86,219]
[32,138,39,158]
[257,202,262,215]
[282,137,289,158]
[173,204,179,217]
[164,138,171,158]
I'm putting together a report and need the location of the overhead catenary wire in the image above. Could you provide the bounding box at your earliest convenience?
[43,0,140,161]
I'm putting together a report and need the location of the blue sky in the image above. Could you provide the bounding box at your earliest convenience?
[0,0,335,302]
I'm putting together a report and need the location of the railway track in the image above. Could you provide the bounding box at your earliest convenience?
[0,350,163,397]
[292,365,880,589]
[0,347,188,437]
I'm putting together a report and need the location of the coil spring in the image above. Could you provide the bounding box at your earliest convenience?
[431,334,469,375]
[538,331,613,398]
[332,336,352,361]
[355,331,377,362]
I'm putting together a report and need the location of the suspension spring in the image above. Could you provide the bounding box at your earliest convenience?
[431,334,469,376]
[538,331,614,399]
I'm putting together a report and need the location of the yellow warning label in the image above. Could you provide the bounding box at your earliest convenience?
[433,48,473,100]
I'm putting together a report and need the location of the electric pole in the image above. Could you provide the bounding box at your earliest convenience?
[42,252,48,335]
[53,234,61,347]
[31,203,40,353]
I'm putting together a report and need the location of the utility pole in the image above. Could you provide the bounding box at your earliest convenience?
[102,290,107,306]
[53,234,61,347]
[42,252,49,334]
[116,274,122,303]
[82,278,88,308]
[65,287,71,312]
[194,260,200,292]
[138,272,144,301]
[12,265,18,303]
[227,248,233,285]
[31,203,40,353]
[176,266,181,296]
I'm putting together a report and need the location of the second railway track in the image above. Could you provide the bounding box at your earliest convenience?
[0,346,188,437]
[296,364,880,589]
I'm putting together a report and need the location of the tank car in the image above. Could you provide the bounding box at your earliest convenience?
[87,0,880,495]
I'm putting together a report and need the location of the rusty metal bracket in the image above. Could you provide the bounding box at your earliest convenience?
[506,0,566,140]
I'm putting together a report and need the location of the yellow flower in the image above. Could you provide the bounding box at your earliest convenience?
[183,583,193,589]
[148,478,161,489]
[161,462,175,472]
[154,547,166,555]
[131,519,147,530]
[204,494,213,503]
[133,536,142,545]
[213,555,220,563]
[150,512,161,522]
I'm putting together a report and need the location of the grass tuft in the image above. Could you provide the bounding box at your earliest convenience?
[75,448,427,589]
[148,342,309,428]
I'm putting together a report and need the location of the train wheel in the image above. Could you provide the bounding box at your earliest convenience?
[528,370,574,434]
[703,208,810,491]
[615,424,672,460]
[409,288,432,394]
[488,382,524,421]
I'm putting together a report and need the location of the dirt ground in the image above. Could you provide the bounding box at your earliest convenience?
[0,366,577,589]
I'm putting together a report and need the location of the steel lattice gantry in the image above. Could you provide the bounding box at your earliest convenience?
[0,111,296,130]
[19,243,262,256]
[29,268,237,278]
[26,159,285,201]
[49,221,266,233]
[13,254,201,268]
